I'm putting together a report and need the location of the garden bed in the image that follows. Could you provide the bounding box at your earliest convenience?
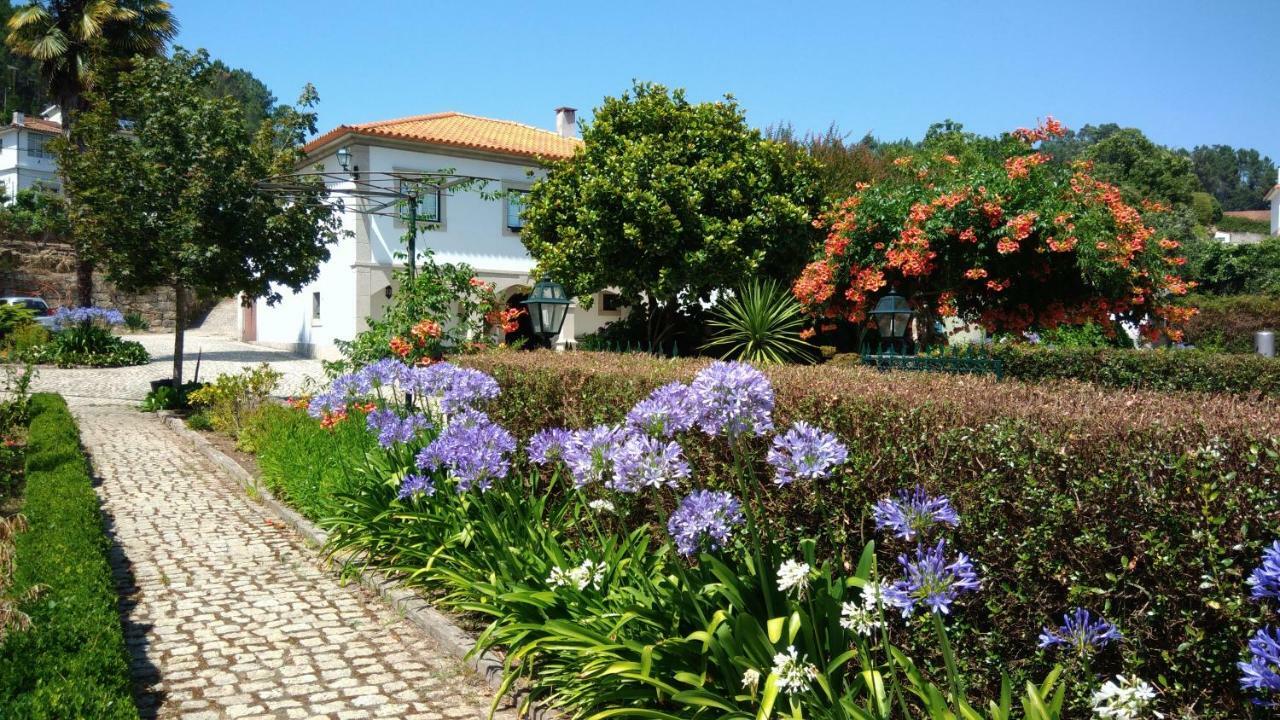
[0,394,136,718]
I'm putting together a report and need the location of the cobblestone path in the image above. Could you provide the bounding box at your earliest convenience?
[74,400,502,719]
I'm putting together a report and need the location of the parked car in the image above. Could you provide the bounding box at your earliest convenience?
[1,296,57,329]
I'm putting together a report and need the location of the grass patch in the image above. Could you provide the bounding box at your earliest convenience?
[0,394,137,719]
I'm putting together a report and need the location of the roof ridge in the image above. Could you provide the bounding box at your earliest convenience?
[355,111,460,129]
[444,112,565,137]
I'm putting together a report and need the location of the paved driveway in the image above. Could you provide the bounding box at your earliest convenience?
[26,332,328,402]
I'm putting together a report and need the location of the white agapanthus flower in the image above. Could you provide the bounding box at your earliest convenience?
[1091,675,1162,720]
[841,579,891,634]
[547,559,608,591]
[777,559,811,596]
[771,645,818,693]
[587,499,616,513]
[740,667,761,691]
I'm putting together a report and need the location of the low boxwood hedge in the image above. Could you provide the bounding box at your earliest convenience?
[0,394,137,719]
[459,351,1280,717]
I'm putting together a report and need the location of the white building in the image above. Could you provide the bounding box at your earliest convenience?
[0,106,62,201]
[246,108,624,358]
[1267,170,1280,236]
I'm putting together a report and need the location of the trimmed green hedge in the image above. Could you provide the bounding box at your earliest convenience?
[0,394,137,719]
[985,344,1280,396]
[459,351,1280,718]
[1182,293,1280,353]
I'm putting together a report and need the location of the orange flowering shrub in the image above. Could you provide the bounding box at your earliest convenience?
[794,118,1195,342]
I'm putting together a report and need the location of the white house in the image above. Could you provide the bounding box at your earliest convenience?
[245,108,624,358]
[0,106,62,201]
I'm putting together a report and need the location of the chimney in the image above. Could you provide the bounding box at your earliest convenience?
[11,111,23,127]
[555,107,577,138]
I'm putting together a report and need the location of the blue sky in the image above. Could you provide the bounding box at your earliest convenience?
[175,0,1280,160]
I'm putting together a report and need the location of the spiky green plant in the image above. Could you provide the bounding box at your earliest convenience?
[703,278,814,365]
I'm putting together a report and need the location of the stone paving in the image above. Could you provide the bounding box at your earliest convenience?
[72,397,507,719]
[30,332,327,402]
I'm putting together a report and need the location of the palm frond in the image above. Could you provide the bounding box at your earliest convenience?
[702,278,814,365]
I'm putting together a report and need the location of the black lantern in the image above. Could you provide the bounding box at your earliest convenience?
[522,278,570,346]
[335,146,352,172]
[383,285,393,299]
[869,290,913,348]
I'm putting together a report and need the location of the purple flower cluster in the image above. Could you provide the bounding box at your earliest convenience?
[561,425,629,487]
[610,434,690,492]
[690,361,775,437]
[397,473,435,500]
[667,490,744,556]
[873,486,961,541]
[527,427,573,465]
[626,382,699,438]
[1240,626,1280,698]
[884,539,980,616]
[53,306,125,328]
[416,410,515,492]
[308,359,412,417]
[1250,541,1280,603]
[408,363,500,414]
[1039,608,1121,657]
[366,408,432,448]
[767,421,849,486]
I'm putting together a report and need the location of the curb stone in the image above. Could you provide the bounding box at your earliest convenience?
[157,413,513,693]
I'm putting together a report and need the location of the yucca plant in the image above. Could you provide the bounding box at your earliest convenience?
[703,279,815,365]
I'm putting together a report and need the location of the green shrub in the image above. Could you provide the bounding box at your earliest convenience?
[186,364,281,444]
[1182,293,1280,353]
[4,324,48,355]
[703,278,814,364]
[1216,214,1271,234]
[121,312,148,332]
[447,351,1280,717]
[19,335,149,368]
[0,305,37,339]
[981,344,1280,395]
[0,394,137,719]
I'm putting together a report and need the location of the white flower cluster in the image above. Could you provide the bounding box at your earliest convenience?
[740,667,761,690]
[777,559,811,596]
[840,581,890,636]
[587,499,616,513]
[547,559,607,591]
[771,645,818,694]
[1091,675,1162,720]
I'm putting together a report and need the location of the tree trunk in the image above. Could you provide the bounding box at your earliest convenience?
[59,93,94,307]
[645,297,676,354]
[172,283,185,387]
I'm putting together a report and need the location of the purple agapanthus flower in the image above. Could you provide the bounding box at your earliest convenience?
[873,486,961,541]
[397,473,435,500]
[527,427,573,465]
[407,363,500,413]
[884,539,980,616]
[355,358,410,393]
[1249,541,1280,604]
[626,382,699,438]
[609,433,690,492]
[667,490,744,556]
[415,410,515,492]
[1039,608,1121,656]
[689,361,775,437]
[1240,626,1280,700]
[561,425,628,488]
[767,421,849,486]
[366,408,432,448]
[53,306,125,328]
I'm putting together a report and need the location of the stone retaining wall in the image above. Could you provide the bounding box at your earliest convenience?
[0,235,215,328]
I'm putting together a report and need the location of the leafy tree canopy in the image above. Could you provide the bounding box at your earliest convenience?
[58,48,341,383]
[794,117,1195,344]
[1188,144,1277,211]
[765,122,887,203]
[521,81,823,346]
[202,58,277,134]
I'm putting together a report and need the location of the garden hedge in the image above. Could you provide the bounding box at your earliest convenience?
[1182,293,1280,354]
[0,394,137,719]
[459,351,1280,718]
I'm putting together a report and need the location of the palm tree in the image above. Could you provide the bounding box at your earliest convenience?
[6,0,177,305]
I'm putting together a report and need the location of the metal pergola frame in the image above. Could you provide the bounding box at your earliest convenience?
[256,169,505,281]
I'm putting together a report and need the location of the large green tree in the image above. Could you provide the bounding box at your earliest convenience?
[58,49,341,385]
[1188,144,1277,211]
[203,58,276,134]
[6,0,176,305]
[521,82,823,347]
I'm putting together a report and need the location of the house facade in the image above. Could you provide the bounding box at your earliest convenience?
[245,109,624,358]
[1267,170,1280,236]
[0,107,62,201]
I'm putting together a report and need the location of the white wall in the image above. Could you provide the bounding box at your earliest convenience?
[0,128,61,201]
[252,141,626,357]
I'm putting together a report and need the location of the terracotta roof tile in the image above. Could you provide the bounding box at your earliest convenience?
[1223,210,1271,222]
[304,112,580,161]
[10,117,61,134]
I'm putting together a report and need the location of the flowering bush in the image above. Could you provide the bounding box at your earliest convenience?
[17,306,148,368]
[236,354,1274,717]
[794,118,1196,344]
